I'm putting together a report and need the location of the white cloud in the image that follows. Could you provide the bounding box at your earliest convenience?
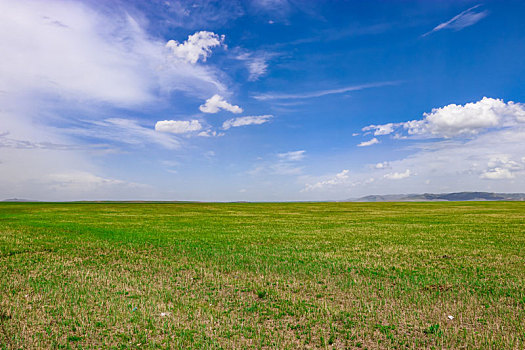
[155,120,202,134]
[384,169,411,180]
[480,155,524,180]
[0,1,227,106]
[300,102,525,199]
[362,123,395,136]
[222,115,273,130]
[358,138,379,147]
[236,52,271,81]
[363,98,525,139]
[0,0,232,201]
[480,168,515,180]
[166,31,224,64]
[0,1,153,106]
[0,0,228,202]
[199,94,243,114]
[487,155,522,170]
[197,130,224,137]
[247,59,268,81]
[302,127,525,199]
[302,170,350,192]
[277,150,305,161]
[253,81,399,100]
[374,161,390,169]
[406,97,514,137]
[423,4,488,37]
[61,118,180,149]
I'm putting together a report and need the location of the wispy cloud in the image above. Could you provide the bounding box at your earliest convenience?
[0,1,228,106]
[239,54,268,81]
[0,132,112,152]
[277,150,305,161]
[65,118,181,150]
[253,81,399,100]
[236,51,277,81]
[222,115,273,130]
[248,149,306,177]
[358,138,379,147]
[302,169,350,192]
[423,4,488,37]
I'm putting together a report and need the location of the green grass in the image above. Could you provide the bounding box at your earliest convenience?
[0,202,524,349]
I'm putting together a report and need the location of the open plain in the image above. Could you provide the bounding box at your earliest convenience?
[0,202,524,349]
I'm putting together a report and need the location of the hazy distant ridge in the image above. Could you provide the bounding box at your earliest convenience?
[352,192,525,202]
[1,198,37,202]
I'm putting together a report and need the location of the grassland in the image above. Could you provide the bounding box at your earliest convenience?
[0,202,524,349]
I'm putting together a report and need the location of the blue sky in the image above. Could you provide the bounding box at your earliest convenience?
[1,0,524,201]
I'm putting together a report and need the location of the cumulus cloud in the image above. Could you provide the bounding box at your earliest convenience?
[222,115,273,130]
[155,120,202,134]
[405,97,516,137]
[384,169,411,180]
[374,161,390,169]
[199,94,243,114]
[358,138,379,147]
[423,4,488,37]
[362,98,525,139]
[480,168,514,180]
[166,31,224,64]
[277,150,305,161]
[480,155,523,180]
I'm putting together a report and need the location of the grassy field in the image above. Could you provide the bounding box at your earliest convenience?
[0,202,524,349]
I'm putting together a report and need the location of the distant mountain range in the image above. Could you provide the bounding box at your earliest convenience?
[351,192,525,202]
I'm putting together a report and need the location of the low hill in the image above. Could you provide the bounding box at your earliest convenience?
[353,192,525,202]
